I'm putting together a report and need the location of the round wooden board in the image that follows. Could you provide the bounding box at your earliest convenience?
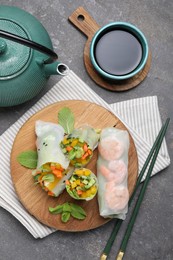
[11,100,138,232]
[69,6,152,91]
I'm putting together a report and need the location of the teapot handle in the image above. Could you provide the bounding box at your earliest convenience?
[0,29,58,64]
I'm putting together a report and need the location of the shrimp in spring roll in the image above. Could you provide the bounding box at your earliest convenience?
[32,120,74,197]
[60,125,100,168]
[97,127,130,220]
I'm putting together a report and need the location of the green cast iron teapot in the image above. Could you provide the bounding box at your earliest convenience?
[0,5,69,107]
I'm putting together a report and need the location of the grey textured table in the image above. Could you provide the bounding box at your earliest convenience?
[0,1,173,260]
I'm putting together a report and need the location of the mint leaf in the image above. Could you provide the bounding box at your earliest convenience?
[63,202,71,212]
[61,212,71,223]
[17,150,38,169]
[48,202,86,222]
[69,203,86,216]
[58,107,75,134]
[49,205,63,214]
[70,203,86,220]
[71,210,86,220]
[71,205,86,220]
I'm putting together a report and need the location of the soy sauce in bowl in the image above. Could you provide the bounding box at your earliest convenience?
[94,29,143,76]
[90,22,149,81]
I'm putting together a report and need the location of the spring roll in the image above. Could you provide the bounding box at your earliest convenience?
[60,125,100,167]
[97,127,130,220]
[32,120,74,197]
[66,168,98,201]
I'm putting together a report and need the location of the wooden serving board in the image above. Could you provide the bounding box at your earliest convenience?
[69,7,152,91]
[11,100,138,232]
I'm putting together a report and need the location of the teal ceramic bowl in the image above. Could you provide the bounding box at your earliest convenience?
[90,22,149,81]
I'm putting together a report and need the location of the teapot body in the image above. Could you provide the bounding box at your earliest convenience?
[0,62,48,107]
[0,5,58,107]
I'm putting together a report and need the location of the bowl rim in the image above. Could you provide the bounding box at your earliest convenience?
[90,21,149,80]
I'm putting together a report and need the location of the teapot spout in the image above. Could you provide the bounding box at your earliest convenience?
[43,61,69,77]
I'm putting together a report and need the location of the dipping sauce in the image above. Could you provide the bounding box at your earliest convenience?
[94,29,143,76]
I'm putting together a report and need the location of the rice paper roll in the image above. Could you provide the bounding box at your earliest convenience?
[97,127,130,220]
[32,120,74,197]
[61,125,100,167]
[66,168,98,201]
[35,120,69,169]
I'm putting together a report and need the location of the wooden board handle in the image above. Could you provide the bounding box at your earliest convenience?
[68,6,100,39]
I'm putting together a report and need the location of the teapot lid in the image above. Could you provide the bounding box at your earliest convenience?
[0,19,31,79]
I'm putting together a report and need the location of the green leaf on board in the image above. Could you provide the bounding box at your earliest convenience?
[17,150,38,169]
[61,212,71,223]
[49,205,63,214]
[63,202,72,212]
[70,210,86,220]
[58,107,75,134]
[48,202,86,223]
[69,203,86,216]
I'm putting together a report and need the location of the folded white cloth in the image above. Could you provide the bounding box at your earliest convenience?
[0,71,170,238]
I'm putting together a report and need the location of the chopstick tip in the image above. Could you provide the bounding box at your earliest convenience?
[116,250,124,260]
[100,253,107,260]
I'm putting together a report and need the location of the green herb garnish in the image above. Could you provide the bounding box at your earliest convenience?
[49,205,63,214]
[63,202,72,212]
[49,202,86,223]
[61,212,71,223]
[17,150,38,169]
[70,204,86,220]
[58,107,75,134]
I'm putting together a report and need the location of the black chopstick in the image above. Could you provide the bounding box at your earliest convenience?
[100,118,170,260]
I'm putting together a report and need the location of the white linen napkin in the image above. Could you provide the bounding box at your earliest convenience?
[0,70,170,238]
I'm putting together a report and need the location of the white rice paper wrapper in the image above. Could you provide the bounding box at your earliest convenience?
[97,127,130,220]
[70,125,100,150]
[44,166,74,197]
[35,120,69,169]
[35,120,74,197]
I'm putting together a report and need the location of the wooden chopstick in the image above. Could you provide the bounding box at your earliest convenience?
[100,118,170,260]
